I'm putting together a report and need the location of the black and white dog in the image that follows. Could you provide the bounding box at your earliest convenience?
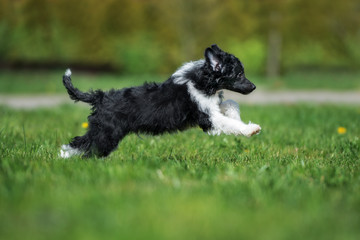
[60,44,261,158]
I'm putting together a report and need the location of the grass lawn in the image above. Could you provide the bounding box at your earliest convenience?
[0,70,360,94]
[0,103,359,240]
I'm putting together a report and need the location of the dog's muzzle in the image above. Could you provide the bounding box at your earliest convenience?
[229,80,256,95]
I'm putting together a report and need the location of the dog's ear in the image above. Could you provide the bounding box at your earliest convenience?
[205,47,221,72]
[211,44,223,53]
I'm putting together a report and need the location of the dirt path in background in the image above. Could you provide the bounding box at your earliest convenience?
[1,90,360,109]
[223,90,360,104]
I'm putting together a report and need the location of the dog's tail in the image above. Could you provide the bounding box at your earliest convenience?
[63,69,100,105]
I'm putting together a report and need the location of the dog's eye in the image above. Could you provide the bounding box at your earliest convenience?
[237,73,243,78]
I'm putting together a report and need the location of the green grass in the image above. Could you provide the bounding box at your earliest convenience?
[1,70,360,94]
[0,104,359,240]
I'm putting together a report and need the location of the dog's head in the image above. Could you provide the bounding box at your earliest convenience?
[204,44,256,95]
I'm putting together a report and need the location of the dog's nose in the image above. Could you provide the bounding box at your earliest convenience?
[251,84,256,91]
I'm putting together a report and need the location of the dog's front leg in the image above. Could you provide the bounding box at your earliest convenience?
[220,99,242,121]
[208,112,261,137]
[218,100,261,137]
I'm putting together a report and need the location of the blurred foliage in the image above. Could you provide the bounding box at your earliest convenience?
[0,0,359,74]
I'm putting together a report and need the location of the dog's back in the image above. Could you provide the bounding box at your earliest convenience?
[95,80,205,135]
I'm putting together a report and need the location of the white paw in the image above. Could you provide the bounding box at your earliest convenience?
[242,123,261,137]
[59,144,81,158]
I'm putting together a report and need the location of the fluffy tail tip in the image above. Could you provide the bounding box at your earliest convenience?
[65,69,72,77]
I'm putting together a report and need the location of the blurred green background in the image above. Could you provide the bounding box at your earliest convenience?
[0,0,359,77]
[1,2,360,240]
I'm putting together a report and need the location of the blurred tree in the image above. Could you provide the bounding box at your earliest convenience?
[0,0,359,74]
[250,0,360,76]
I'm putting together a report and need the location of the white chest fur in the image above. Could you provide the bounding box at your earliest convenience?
[186,81,221,115]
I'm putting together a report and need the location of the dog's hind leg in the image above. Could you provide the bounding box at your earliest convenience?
[60,134,91,158]
[60,144,82,158]
[60,129,126,158]
[90,130,126,157]
[83,118,128,157]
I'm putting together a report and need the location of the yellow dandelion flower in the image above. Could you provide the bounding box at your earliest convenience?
[82,122,89,129]
[337,127,346,134]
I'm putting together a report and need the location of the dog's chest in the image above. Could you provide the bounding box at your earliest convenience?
[186,82,221,114]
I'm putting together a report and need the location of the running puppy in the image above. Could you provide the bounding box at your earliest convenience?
[60,44,261,158]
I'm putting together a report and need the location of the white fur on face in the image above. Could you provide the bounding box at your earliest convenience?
[172,60,205,84]
[60,144,82,158]
[186,82,261,137]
